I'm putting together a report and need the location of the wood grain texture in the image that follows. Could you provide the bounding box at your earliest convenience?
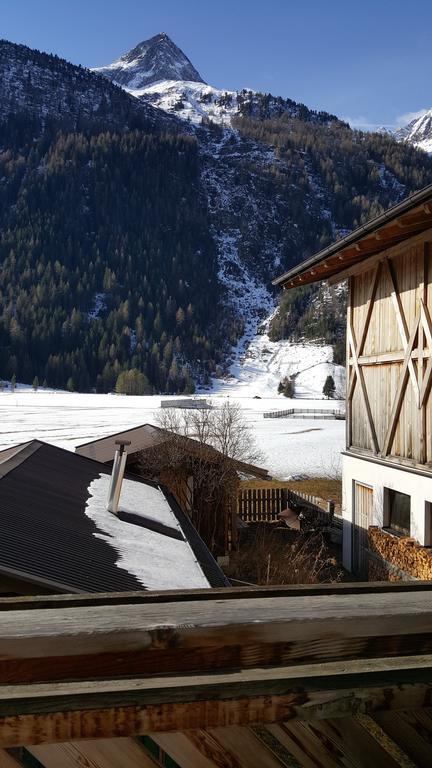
[374,709,432,768]
[267,717,401,768]
[0,751,21,768]
[29,738,158,768]
[0,662,431,746]
[2,592,432,686]
[347,230,432,466]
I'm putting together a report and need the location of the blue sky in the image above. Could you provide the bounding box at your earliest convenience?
[1,0,431,128]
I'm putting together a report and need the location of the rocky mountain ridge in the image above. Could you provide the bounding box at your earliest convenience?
[93,33,204,90]
[394,109,432,154]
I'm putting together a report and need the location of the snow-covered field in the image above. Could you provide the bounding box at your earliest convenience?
[0,387,344,479]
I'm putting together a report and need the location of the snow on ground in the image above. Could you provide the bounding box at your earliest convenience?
[129,80,240,125]
[0,388,344,479]
[212,331,345,400]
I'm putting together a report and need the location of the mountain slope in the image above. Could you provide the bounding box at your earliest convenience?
[92,33,204,89]
[395,109,432,154]
[0,38,167,134]
[0,130,229,393]
[2,34,432,395]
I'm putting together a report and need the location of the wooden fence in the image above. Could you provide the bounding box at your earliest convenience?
[237,487,289,523]
[238,486,338,523]
[264,408,345,420]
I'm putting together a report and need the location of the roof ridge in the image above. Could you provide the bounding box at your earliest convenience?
[0,440,43,479]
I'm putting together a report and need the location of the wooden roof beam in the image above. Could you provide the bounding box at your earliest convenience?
[0,658,431,748]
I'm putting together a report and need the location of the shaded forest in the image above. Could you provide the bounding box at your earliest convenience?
[0,126,233,393]
[233,109,432,346]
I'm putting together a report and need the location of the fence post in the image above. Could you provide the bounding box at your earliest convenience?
[327,500,335,521]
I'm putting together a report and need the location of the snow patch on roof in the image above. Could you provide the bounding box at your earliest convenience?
[84,474,209,590]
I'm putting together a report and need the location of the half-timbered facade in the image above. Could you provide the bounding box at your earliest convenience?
[274,184,432,579]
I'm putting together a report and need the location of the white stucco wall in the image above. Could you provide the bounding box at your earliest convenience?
[342,453,432,571]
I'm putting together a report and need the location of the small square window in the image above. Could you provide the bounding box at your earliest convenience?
[386,489,410,536]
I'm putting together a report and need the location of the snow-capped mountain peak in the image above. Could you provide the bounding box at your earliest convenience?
[394,109,432,154]
[92,33,205,90]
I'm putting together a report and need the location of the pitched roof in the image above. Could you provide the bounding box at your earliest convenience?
[76,423,270,478]
[0,441,227,593]
[273,183,432,289]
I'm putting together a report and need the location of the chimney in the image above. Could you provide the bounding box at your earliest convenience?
[107,439,131,515]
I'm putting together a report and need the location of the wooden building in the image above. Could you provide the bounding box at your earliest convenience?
[76,424,270,555]
[274,184,432,579]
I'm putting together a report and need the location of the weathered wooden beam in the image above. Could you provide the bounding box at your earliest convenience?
[348,324,380,453]
[386,259,420,404]
[353,349,431,366]
[381,313,420,456]
[347,262,381,401]
[346,276,354,449]
[327,251,386,284]
[4,591,432,687]
[327,227,432,285]
[374,709,432,768]
[2,582,432,614]
[0,751,21,767]
[29,739,158,768]
[0,657,431,748]
[268,716,401,768]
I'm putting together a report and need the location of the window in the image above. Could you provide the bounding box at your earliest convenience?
[386,489,411,536]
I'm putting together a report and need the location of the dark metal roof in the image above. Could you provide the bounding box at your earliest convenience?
[163,489,231,588]
[272,182,432,288]
[0,441,226,593]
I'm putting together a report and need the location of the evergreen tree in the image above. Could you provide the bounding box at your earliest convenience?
[278,376,295,398]
[323,375,336,399]
[10,374,16,393]
[32,376,39,391]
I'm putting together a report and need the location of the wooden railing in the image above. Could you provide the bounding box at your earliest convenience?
[1,584,432,747]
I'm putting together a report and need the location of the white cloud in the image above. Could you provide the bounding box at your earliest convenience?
[342,115,389,132]
[395,108,430,128]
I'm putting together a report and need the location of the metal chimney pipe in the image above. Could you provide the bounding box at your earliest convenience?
[107,439,131,515]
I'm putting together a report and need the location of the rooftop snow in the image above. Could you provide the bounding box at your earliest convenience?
[85,474,210,590]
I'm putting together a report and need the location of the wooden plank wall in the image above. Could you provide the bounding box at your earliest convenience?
[348,228,432,464]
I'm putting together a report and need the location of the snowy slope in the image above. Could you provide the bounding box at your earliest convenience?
[210,322,345,400]
[394,109,432,154]
[130,80,239,125]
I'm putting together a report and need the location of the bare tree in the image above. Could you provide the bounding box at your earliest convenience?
[137,402,266,553]
[157,400,264,466]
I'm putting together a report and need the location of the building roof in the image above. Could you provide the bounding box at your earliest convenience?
[76,423,270,478]
[0,440,228,593]
[273,183,432,289]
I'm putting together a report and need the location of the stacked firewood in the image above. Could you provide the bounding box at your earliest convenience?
[368,526,432,580]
